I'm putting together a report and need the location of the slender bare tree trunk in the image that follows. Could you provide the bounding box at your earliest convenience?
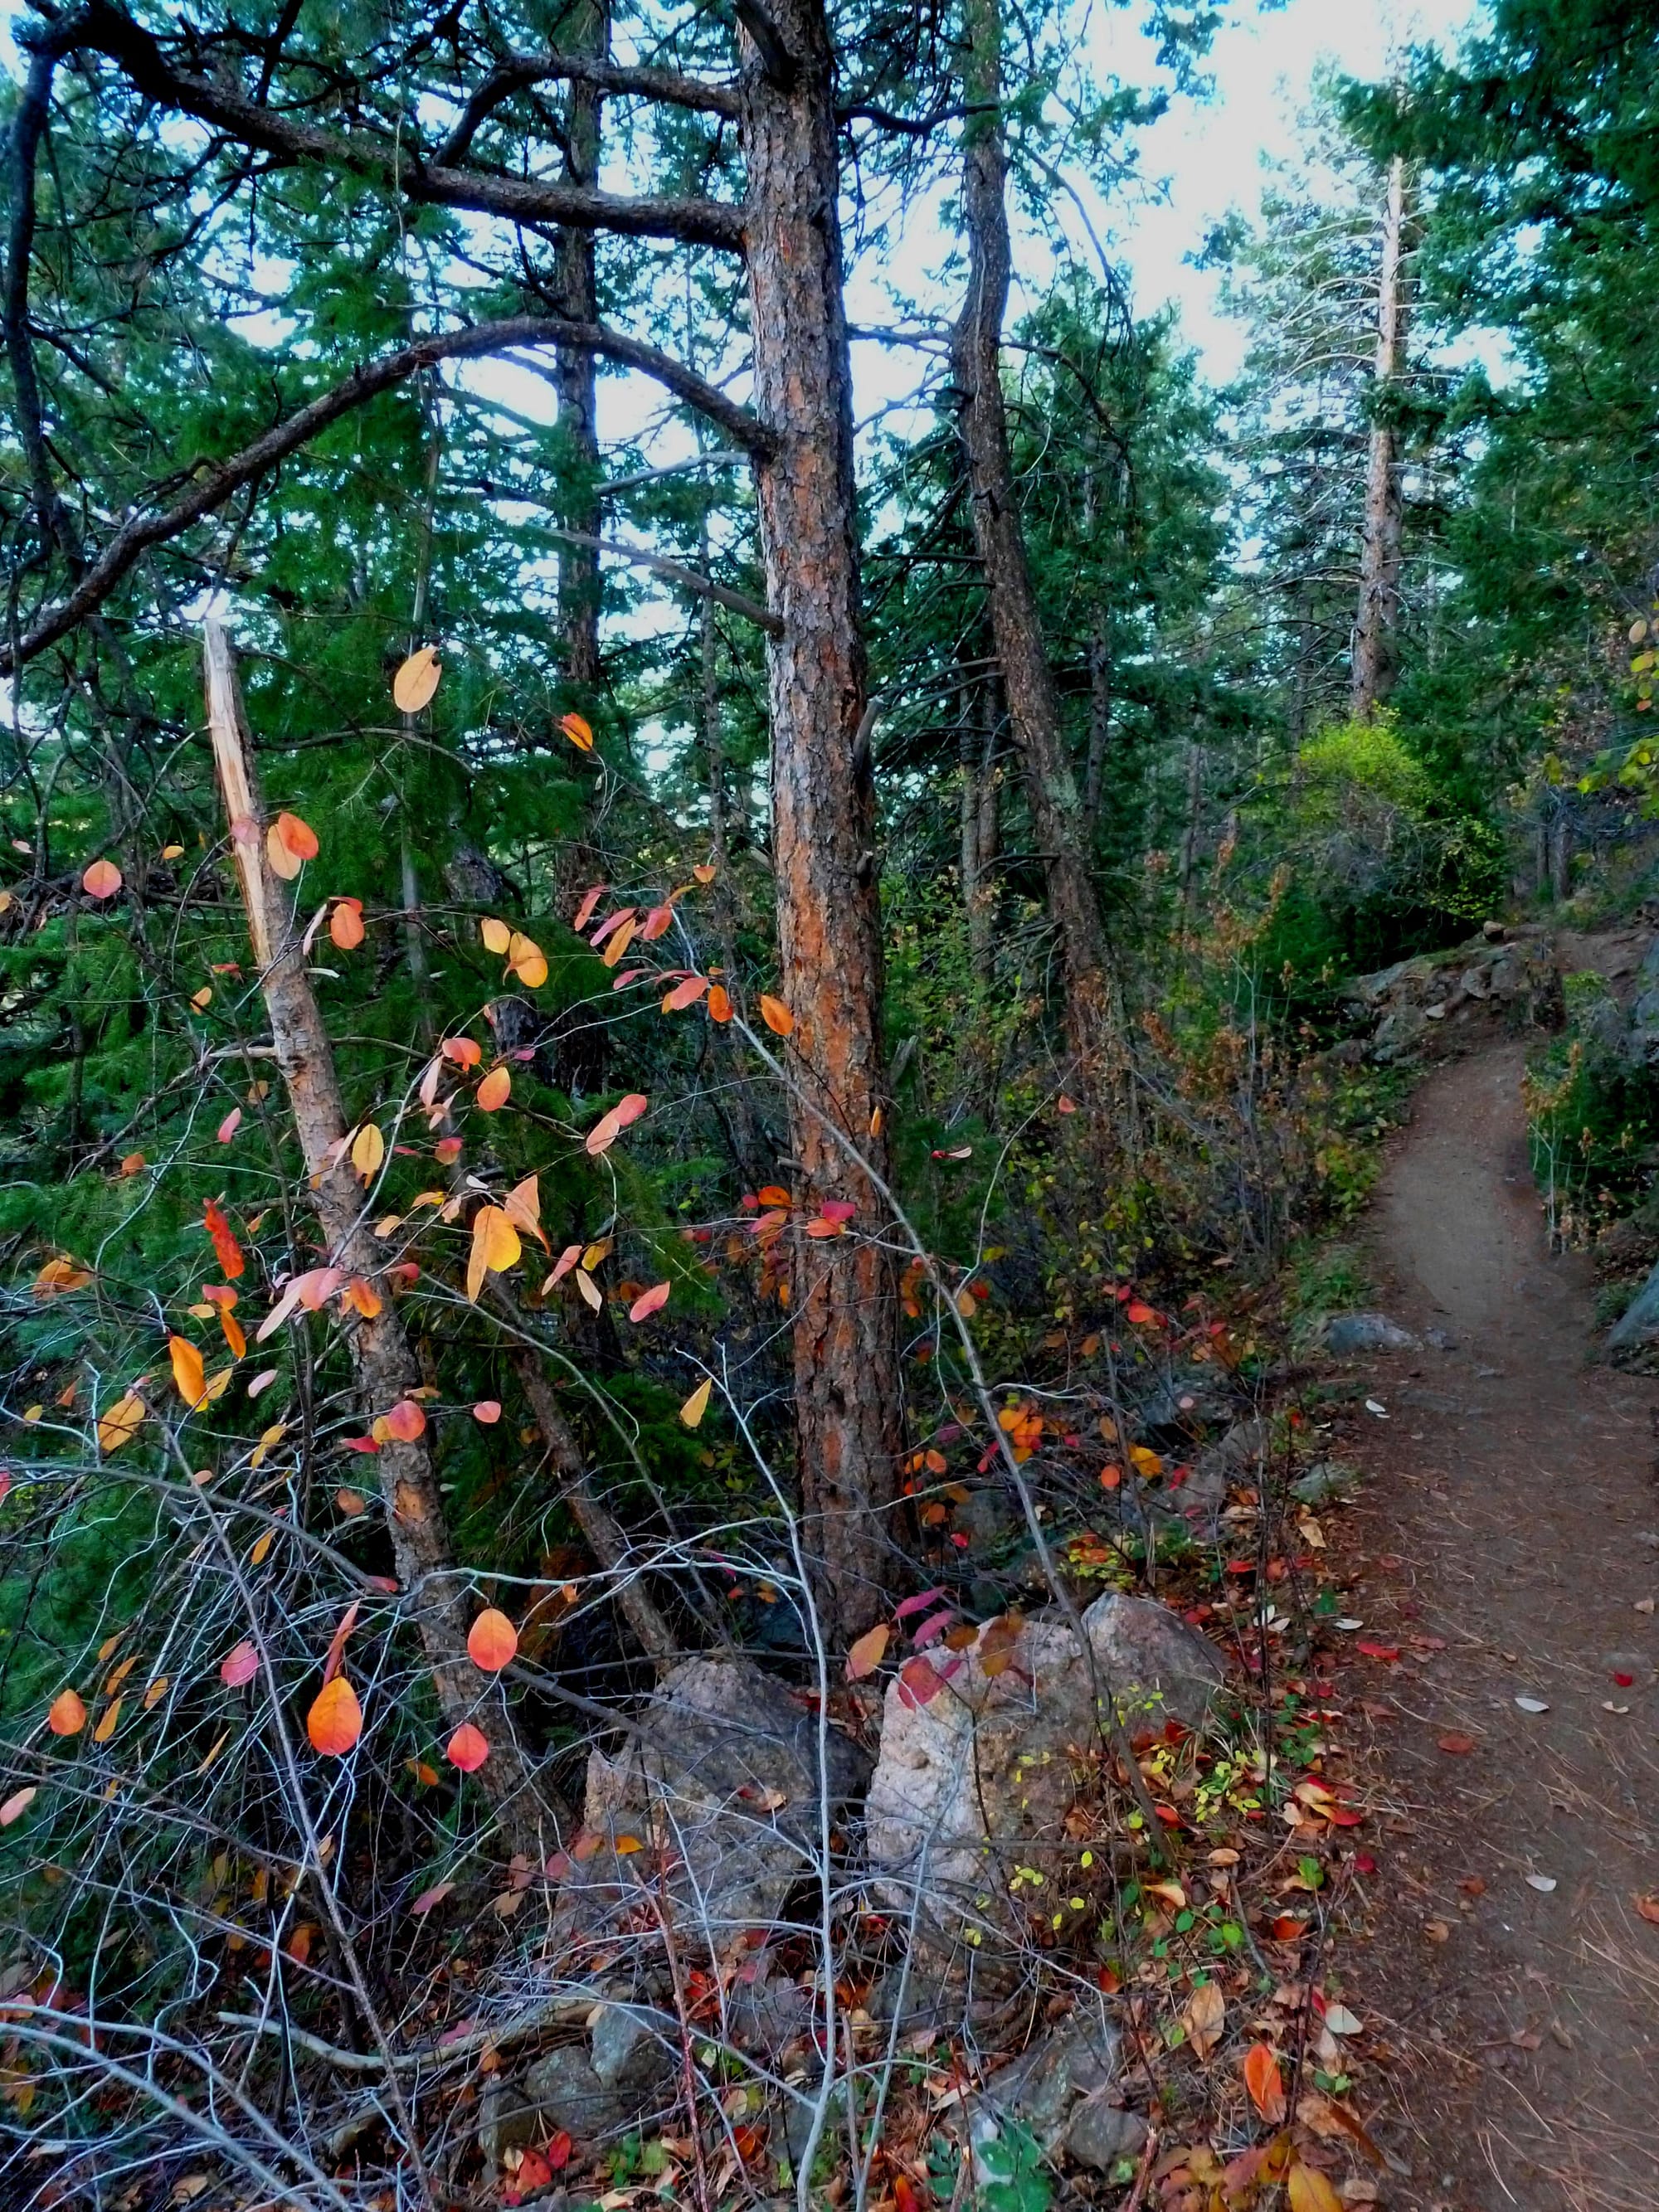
[737,0,902,1643]
[202,620,562,1855]
[1084,621,1112,843]
[556,0,607,686]
[1352,154,1412,717]
[951,0,1117,1110]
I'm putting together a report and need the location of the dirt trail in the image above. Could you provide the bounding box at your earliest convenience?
[1342,1040,1659,2212]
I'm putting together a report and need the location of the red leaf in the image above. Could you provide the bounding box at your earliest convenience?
[1355,1642,1400,1662]
[628,1281,670,1322]
[473,1399,502,1424]
[1243,2040,1286,2122]
[897,1655,948,1709]
[322,1600,360,1687]
[447,1722,490,1772]
[217,1106,242,1144]
[219,1641,259,1688]
[1437,1733,1477,1755]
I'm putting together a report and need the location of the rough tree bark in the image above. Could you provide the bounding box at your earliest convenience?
[737,0,902,1642]
[556,0,608,686]
[951,0,1118,1111]
[1352,153,1413,718]
[202,620,562,1855]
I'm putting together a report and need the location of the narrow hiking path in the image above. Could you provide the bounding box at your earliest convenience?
[1335,1037,1659,2212]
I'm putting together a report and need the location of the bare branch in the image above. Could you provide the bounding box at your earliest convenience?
[438,51,740,166]
[61,0,746,251]
[0,315,770,673]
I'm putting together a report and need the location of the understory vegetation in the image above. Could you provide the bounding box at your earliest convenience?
[1,1,1657,2208]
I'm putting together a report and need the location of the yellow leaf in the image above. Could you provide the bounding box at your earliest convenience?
[507,930,547,987]
[392,644,442,713]
[480,916,512,955]
[190,985,212,1011]
[466,1205,522,1302]
[350,1124,385,1183]
[250,1530,274,1567]
[94,1696,122,1745]
[143,1676,168,1710]
[1129,1444,1163,1478]
[1287,2165,1344,2212]
[196,1728,231,1776]
[679,1377,713,1428]
[168,1336,207,1411]
[265,820,303,880]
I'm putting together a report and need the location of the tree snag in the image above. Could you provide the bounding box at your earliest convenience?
[202,619,564,1855]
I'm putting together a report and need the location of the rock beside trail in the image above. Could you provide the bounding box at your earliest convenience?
[1340,930,1562,1062]
[1321,1310,1418,1354]
[964,2010,1146,2176]
[562,1655,871,1953]
[865,1593,1224,1942]
[1292,1459,1363,1506]
[1603,1257,1659,1352]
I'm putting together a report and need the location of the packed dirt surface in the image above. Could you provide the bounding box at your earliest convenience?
[1335,1040,1659,2212]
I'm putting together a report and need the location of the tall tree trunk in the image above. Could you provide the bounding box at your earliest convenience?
[951,0,1117,1106]
[1352,153,1412,717]
[202,620,562,1857]
[556,0,607,687]
[737,0,902,1644]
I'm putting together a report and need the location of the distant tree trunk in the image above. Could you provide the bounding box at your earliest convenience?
[738,0,902,1643]
[1550,808,1573,902]
[958,654,1000,990]
[556,0,607,686]
[202,621,561,1858]
[1352,154,1412,718]
[701,523,769,1184]
[1084,620,1112,842]
[951,0,1117,1108]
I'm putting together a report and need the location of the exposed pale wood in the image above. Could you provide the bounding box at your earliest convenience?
[202,619,566,1855]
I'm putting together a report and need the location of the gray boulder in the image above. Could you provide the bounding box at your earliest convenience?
[520,2044,658,2143]
[865,1594,1222,1942]
[1605,1258,1659,1352]
[1292,1459,1362,1506]
[562,1656,871,1954]
[1321,1311,1418,1354]
[1065,2099,1150,2172]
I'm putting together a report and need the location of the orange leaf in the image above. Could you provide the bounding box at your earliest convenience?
[708,983,732,1023]
[47,1689,86,1736]
[758,993,794,1036]
[329,897,365,950]
[586,1091,649,1157]
[628,1281,670,1322]
[203,1199,244,1279]
[392,645,442,713]
[560,711,595,751]
[81,858,122,899]
[380,1398,426,1443]
[168,1334,208,1411]
[661,973,709,1013]
[573,883,606,931]
[846,1622,889,1680]
[446,1721,489,1772]
[321,1600,360,1686]
[475,1065,511,1112]
[307,1675,363,1756]
[467,1608,518,1672]
[275,811,319,861]
[441,1034,482,1067]
[1243,2042,1286,2123]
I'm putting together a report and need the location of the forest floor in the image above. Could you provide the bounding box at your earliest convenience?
[1323,1010,1659,2212]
